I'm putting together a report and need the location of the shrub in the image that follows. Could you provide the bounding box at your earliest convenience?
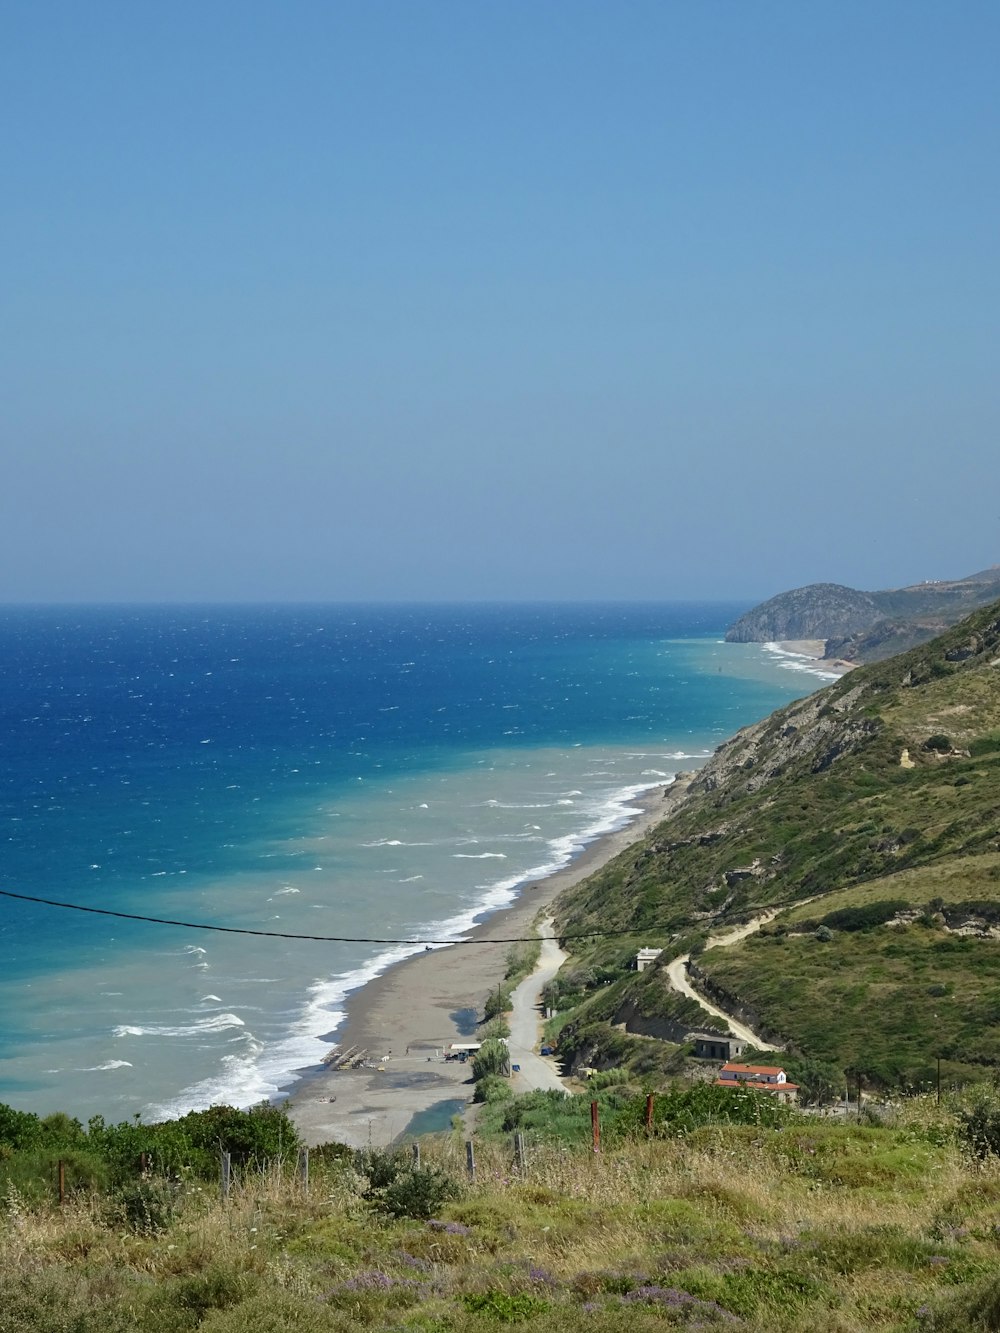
[820,900,908,932]
[923,733,953,752]
[354,1146,407,1191]
[484,989,513,1021]
[0,1103,43,1153]
[378,1165,460,1220]
[1,1146,109,1206]
[588,1067,629,1090]
[171,1102,299,1166]
[463,1290,550,1322]
[354,1147,460,1219]
[105,1180,178,1234]
[606,1085,792,1139]
[780,1056,844,1107]
[474,1075,513,1105]
[471,1039,510,1081]
[957,1090,1000,1160]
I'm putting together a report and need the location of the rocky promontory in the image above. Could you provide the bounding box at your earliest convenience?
[725,583,880,645]
[726,566,1000,663]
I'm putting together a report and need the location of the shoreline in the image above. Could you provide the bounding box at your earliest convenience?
[286,776,695,1147]
[770,639,855,678]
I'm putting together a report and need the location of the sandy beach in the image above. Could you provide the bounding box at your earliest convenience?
[287,780,691,1148]
[774,640,855,674]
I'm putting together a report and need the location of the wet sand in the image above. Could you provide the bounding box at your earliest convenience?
[286,779,693,1147]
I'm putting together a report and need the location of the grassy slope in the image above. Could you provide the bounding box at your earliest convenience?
[5,1109,1000,1332]
[550,601,1000,1084]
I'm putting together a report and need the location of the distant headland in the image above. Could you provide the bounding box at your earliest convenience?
[726,565,1000,664]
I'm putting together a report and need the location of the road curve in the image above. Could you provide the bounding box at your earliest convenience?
[664,911,782,1051]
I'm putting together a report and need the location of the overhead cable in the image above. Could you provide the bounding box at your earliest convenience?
[0,887,634,945]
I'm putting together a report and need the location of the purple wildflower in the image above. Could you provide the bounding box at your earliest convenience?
[396,1250,431,1271]
[528,1265,557,1286]
[427,1218,472,1235]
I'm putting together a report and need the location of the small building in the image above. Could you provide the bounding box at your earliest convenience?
[692,1033,747,1061]
[636,947,663,972]
[715,1062,799,1104]
[445,1042,482,1061]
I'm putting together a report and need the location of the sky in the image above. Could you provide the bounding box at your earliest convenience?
[3,2,998,603]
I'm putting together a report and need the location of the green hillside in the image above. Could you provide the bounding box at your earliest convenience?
[551,601,1000,1088]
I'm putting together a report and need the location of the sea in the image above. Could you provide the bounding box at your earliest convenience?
[0,603,838,1123]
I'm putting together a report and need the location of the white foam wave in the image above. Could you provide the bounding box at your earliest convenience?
[77,1060,133,1071]
[479,800,557,810]
[453,852,507,859]
[145,773,679,1119]
[115,1013,245,1039]
[362,838,431,847]
[763,642,843,682]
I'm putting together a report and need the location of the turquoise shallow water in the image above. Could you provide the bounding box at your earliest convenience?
[0,604,831,1120]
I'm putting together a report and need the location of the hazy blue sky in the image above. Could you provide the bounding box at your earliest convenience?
[3,3,997,602]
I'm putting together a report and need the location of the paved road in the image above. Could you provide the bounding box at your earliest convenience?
[508,918,568,1093]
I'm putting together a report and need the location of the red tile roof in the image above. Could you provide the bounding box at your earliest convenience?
[721,1063,785,1075]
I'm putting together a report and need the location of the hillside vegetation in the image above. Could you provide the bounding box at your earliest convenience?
[7,1089,1000,1331]
[551,600,1000,1089]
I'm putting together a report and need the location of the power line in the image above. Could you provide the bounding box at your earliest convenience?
[0,886,635,945]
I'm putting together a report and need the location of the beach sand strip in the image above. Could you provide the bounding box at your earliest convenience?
[286,780,691,1148]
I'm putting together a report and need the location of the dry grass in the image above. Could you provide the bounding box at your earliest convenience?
[3,1106,1000,1330]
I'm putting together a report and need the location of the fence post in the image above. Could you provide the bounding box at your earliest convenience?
[298,1147,309,1191]
[465,1139,476,1181]
[514,1132,526,1173]
[590,1101,600,1154]
[645,1093,654,1133]
[220,1150,232,1200]
[411,1141,421,1169]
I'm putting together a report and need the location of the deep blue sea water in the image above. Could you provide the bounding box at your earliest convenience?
[0,604,836,1120]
